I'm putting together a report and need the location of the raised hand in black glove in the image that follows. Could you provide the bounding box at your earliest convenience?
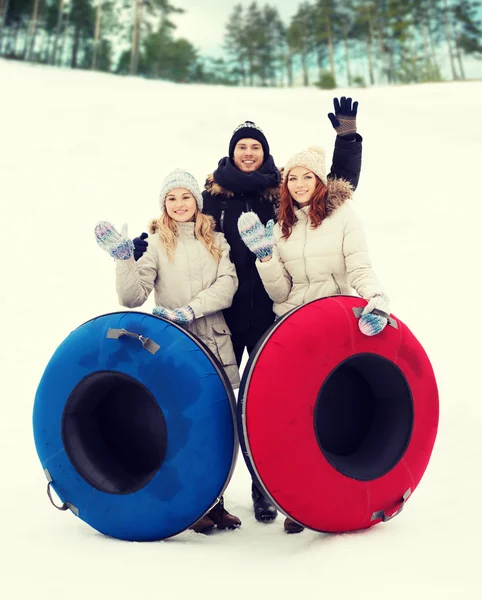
[133,232,148,261]
[327,97,358,140]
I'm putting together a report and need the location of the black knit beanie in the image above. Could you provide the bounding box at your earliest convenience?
[228,121,270,161]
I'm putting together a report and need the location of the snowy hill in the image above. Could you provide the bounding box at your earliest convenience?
[1,59,481,600]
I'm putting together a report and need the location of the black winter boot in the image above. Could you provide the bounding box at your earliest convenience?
[252,481,278,522]
[284,517,304,534]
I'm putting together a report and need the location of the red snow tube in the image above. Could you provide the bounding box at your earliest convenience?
[238,296,439,533]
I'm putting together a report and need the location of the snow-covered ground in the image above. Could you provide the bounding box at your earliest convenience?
[1,59,481,599]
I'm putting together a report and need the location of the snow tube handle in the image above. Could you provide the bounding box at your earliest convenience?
[371,488,411,523]
[106,328,160,354]
[352,307,398,329]
[45,469,79,516]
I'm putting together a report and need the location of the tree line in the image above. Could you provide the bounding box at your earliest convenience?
[0,0,480,86]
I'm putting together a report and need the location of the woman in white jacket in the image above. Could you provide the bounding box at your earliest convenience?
[238,146,390,533]
[95,168,241,534]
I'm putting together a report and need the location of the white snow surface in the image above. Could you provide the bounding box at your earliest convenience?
[1,60,481,599]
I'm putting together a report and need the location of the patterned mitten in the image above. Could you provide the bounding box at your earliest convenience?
[237,212,274,260]
[359,313,388,337]
[327,96,358,140]
[153,305,195,325]
[95,221,134,260]
[265,219,274,243]
[359,294,389,336]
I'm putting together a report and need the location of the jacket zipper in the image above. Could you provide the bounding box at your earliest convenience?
[219,199,228,233]
[301,215,309,304]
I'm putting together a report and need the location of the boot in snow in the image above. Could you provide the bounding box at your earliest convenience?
[252,481,278,522]
[284,517,304,534]
[189,514,215,534]
[207,497,241,530]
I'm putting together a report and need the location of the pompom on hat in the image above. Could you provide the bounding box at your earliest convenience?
[159,169,203,213]
[284,146,327,185]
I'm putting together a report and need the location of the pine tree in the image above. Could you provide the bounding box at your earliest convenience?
[129,0,183,76]
[352,0,377,85]
[69,0,95,68]
[223,4,248,85]
[288,2,314,86]
[453,0,482,76]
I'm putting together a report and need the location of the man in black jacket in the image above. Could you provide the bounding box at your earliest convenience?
[201,97,363,525]
[131,98,362,530]
[202,98,362,368]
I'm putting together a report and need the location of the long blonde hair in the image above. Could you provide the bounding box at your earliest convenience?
[152,211,222,262]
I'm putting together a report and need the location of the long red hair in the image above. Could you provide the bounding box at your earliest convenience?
[278,175,329,239]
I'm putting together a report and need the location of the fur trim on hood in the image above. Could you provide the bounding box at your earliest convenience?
[204,173,281,203]
[149,218,160,234]
[322,177,354,217]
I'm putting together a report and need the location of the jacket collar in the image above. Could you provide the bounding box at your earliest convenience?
[204,172,281,203]
[149,217,198,236]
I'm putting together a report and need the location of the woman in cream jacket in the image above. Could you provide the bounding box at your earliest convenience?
[237,146,390,533]
[95,168,240,534]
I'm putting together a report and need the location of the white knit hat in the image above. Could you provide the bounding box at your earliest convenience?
[284,146,327,185]
[159,169,203,212]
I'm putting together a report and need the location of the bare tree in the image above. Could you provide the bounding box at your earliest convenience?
[0,0,11,51]
[92,0,102,69]
[25,0,41,61]
[51,0,67,65]
[129,0,143,74]
[443,0,458,79]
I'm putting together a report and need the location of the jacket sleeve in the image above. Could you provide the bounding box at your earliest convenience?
[256,239,292,304]
[342,205,385,300]
[115,244,158,308]
[189,234,238,317]
[328,134,362,191]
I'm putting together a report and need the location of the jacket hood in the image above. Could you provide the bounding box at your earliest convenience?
[322,177,354,217]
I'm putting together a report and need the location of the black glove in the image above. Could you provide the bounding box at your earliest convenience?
[133,232,148,261]
[327,97,358,140]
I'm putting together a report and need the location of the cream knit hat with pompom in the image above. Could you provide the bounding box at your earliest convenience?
[284,146,327,185]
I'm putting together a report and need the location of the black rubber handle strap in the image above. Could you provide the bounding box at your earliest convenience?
[371,488,412,523]
[106,328,160,354]
[44,469,79,516]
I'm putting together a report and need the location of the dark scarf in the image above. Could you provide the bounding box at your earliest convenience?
[213,155,281,195]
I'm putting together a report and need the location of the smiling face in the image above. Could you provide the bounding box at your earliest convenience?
[233,138,264,172]
[164,188,197,222]
[287,166,317,206]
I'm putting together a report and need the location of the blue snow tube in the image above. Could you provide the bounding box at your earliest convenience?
[33,312,237,541]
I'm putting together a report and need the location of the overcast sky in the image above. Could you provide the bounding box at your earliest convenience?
[171,0,299,57]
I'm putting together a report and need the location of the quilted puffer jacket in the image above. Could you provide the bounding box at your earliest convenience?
[115,220,240,388]
[256,178,385,317]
